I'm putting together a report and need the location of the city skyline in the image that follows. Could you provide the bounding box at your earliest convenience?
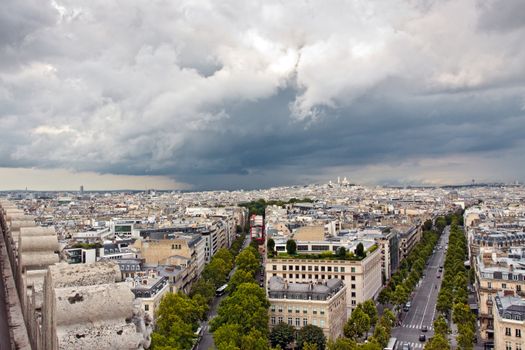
[1,0,525,190]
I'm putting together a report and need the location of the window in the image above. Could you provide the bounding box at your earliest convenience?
[506,341,512,350]
[341,276,345,280]
[321,266,325,272]
[312,319,317,326]
[302,266,306,271]
[320,308,325,315]
[340,267,345,272]
[283,265,287,271]
[288,317,293,325]
[144,304,149,311]
[516,343,522,350]
[351,276,356,281]
[271,305,275,312]
[321,275,325,279]
[308,266,312,271]
[302,274,306,279]
[288,307,293,313]
[308,274,312,279]
[516,329,521,338]
[303,318,308,326]
[518,285,522,292]
[303,307,308,314]
[351,284,356,289]
[314,266,319,271]
[506,327,512,336]
[282,273,286,278]
[328,266,332,272]
[278,316,283,324]
[503,283,507,289]
[313,308,317,315]
[289,265,293,271]
[320,320,325,328]
[271,317,276,325]
[487,281,492,289]
[289,274,293,278]
[272,265,277,270]
[352,292,356,297]
[351,267,355,272]
[296,274,299,278]
[278,306,283,313]
[295,318,301,327]
[296,307,300,314]
[352,300,356,305]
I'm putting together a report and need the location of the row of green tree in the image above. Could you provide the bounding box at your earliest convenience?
[151,234,247,349]
[239,198,314,216]
[211,244,271,350]
[377,221,440,308]
[435,215,475,350]
[328,301,396,350]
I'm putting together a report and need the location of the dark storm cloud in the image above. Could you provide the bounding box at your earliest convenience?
[1,0,525,189]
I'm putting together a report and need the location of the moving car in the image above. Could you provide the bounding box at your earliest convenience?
[421,325,428,332]
[419,334,426,342]
[401,344,411,350]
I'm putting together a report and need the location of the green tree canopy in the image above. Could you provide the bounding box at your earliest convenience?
[343,307,370,340]
[297,325,326,350]
[337,247,347,259]
[211,282,269,336]
[151,292,205,350]
[355,243,365,258]
[229,268,256,293]
[267,238,276,253]
[424,333,450,350]
[269,322,295,349]
[433,315,450,336]
[361,300,378,326]
[236,248,260,274]
[286,239,297,255]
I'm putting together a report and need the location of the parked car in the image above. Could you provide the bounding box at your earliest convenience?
[401,344,411,350]
[419,334,426,342]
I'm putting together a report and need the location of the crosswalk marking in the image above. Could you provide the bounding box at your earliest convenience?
[400,323,433,330]
[396,342,424,349]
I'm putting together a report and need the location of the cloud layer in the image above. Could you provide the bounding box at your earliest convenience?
[1,0,525,189]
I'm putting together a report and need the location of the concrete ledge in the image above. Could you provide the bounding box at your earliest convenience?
[0,225,32,350]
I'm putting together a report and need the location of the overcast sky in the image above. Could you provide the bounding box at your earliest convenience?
[1,0,524,190]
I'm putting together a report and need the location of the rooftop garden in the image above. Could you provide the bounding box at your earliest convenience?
[267,239,378,261]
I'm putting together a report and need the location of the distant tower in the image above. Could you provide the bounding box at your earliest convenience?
[80,185,84,195]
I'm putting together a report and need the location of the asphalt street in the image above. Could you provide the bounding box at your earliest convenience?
[196,234,252,350]
[391,226,450,349]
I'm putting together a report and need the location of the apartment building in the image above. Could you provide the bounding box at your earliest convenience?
[133,230,205,291]
[475,247,525,343]
[266,248,382,314]
[397,225,422,260]
[130,273,170,318]
[268,276,347,340]
[493,292,525,350]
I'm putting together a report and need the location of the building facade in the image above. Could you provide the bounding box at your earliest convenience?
[268,276,347,340]
[266,248,382,314]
